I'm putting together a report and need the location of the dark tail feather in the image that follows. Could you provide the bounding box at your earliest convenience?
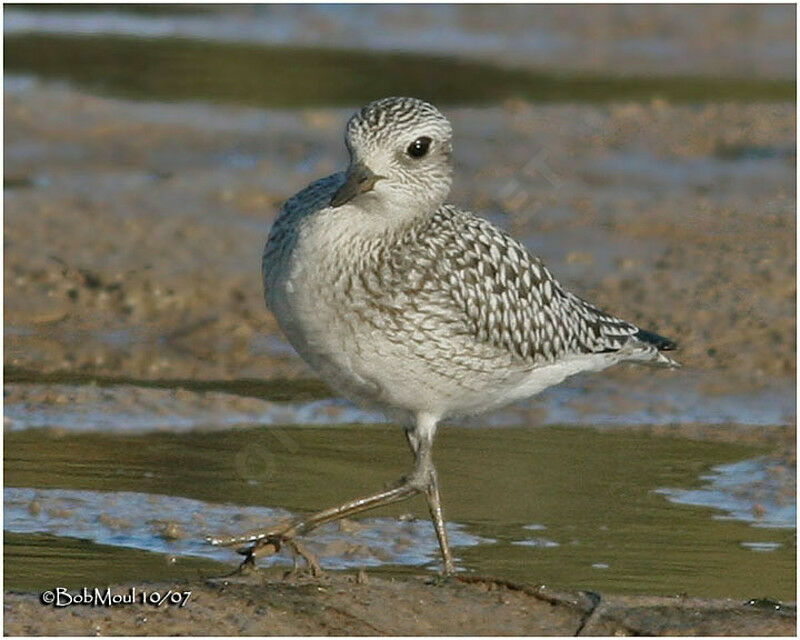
[635,328,677,351]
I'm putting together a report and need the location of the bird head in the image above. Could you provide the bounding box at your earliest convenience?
[331,97,454,216]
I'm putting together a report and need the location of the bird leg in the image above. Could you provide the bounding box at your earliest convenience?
[209,427,454,575]
[424,466,455,575]
[209,463,427,573]
[405,427,455,576]
[284,539,324,578]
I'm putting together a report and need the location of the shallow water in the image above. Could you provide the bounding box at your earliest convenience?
[4,4,793,111]
[5,5,794,80]
[5,487,490,570]
[656,456,795,530]
[4,33,793,109]
[3,531,225,593]
[5,424,795,600]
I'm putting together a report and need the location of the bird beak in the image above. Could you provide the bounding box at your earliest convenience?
[330,161,382,207]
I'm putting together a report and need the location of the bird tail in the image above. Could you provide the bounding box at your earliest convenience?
[630,328,681,368]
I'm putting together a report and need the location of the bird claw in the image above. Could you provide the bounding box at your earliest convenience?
[231,534,283,574]
[211,529,324,578]
[282,540,325,579]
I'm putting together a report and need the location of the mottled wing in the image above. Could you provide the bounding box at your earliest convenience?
[431,207,656,364]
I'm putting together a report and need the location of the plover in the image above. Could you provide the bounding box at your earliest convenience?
[212,97,678,575]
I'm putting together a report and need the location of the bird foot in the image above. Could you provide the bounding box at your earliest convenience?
[208,524,325,578]
[282,540,325,580]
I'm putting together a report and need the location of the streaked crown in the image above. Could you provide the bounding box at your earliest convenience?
[347,97,452,145]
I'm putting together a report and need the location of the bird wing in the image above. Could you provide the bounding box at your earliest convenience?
[427,206,676,365]
[262,172,345,285]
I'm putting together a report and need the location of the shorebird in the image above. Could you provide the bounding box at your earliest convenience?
[211,97,678,576]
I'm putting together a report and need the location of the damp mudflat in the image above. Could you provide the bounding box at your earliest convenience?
[5,421,795,601]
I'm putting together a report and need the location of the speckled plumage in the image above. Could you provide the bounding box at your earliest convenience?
[262,98,677,424]
[241,97,679,574]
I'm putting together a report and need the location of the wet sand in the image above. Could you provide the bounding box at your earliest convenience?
[4,82,795,389]
[4,573,795,636]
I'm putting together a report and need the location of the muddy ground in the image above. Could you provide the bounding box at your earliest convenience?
[4,83,796,390]
[4,572,796,636]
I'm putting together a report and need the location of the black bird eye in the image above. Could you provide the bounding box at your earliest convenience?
[407,136,432,159]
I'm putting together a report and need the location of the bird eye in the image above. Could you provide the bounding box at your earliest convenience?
[406,136,432,159]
